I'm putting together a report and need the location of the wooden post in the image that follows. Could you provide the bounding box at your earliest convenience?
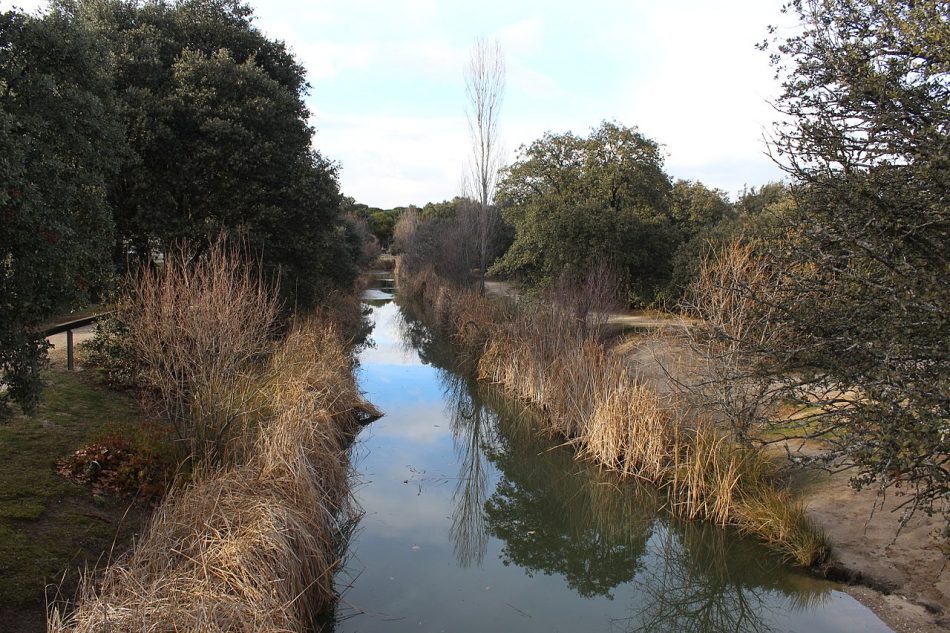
[66,329,74,371]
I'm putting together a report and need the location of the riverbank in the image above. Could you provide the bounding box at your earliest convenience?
[50,315,375,632]
[48,244,378,632]
[795,464,949,632]
[398,263,827,566]
[487,276,949,632]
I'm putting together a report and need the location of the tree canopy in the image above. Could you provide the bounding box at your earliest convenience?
[0,6,124,418]
[1,0,363,417]
[71,0,356,306]
[492,121,676,305]
[762,0,949,515]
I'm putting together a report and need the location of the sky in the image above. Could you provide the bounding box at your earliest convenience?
[5,0,797,208]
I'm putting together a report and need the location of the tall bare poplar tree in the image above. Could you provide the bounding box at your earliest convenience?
[464,37,505,290]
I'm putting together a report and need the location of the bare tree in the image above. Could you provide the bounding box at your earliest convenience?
[464,37,505,290]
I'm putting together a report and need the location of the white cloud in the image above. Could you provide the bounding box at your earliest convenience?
[314,113,469,207]
[612,1,788,195]
[496,18,544,55]
[4,0,800,203]
[1,0,47,12]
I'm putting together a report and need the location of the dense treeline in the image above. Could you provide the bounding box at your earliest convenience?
[0,0,366,419]
[396,122,782,308]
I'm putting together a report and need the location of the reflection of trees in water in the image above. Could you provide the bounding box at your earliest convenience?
[627,524,767,633]
[442,373,499,567]
[393,297,832,630]
[395,300,498,567]
[620,519,831,633]
[480,387,656,599]
[393,297,455,369]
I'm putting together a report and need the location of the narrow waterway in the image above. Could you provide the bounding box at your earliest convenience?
[334,273,891,633]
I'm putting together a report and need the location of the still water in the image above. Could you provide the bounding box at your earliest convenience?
[335,275,891,633]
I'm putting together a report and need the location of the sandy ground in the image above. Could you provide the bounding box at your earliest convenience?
[801,468,949,632]
[484,277,949,630]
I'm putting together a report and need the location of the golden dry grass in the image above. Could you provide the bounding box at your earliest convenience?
[50,319,374,633]
[117,238,282,463]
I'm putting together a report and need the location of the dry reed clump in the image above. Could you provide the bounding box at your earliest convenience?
[478,303,614,439]
[581,377,676,483]
[118,238,282,463]
[50,320,369,633]
[395,259,503,364]
[396,261,828,566]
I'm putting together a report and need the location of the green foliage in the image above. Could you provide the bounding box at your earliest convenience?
[493,121,676,305]
[71,0,356,308]
[340,196,402,247]
[669,180,733,242]
[663,180,736,304]
[421,197,466,221]
[80,310,136,389]
[763,0,950,515]
[665,183,792,304]
[0,7,123,418]
[369,211,396,245]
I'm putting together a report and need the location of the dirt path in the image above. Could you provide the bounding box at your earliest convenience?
[485,277,949,631]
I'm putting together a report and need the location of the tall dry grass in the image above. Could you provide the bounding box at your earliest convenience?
[396,258,827,566]
[673,240,789,443]
[51,245,378,632]
[118,238,282,462]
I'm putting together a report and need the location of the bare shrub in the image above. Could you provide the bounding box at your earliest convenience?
[343,211,382,264]
[547,264,621,335]
[120,237,281,462]
[671,240,787,443]
[391,207,420,255]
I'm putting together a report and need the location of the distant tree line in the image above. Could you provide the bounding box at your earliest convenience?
[395,120,778,307]
[0,0,370,419]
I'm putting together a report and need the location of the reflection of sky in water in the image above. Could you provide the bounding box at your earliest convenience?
[337,285,893,633]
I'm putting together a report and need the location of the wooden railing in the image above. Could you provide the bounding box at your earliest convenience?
[42,313,112,371]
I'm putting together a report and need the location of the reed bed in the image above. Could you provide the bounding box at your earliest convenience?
[395,260,827,567]
[51,246,377,632]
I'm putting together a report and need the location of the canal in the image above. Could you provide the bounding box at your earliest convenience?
[333,273,891,633]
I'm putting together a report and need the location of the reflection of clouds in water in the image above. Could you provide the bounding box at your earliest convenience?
[358,343,418,367]
[350,422,458,541]
[354,478,453,541]
[361,289,394,301]
[371,401,450,444]
[358,302,419,366]
[360,363,450,444]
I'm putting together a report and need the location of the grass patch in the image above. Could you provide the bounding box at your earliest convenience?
[0,365,159,631]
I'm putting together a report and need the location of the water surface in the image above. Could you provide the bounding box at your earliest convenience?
[335,277,891,633]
